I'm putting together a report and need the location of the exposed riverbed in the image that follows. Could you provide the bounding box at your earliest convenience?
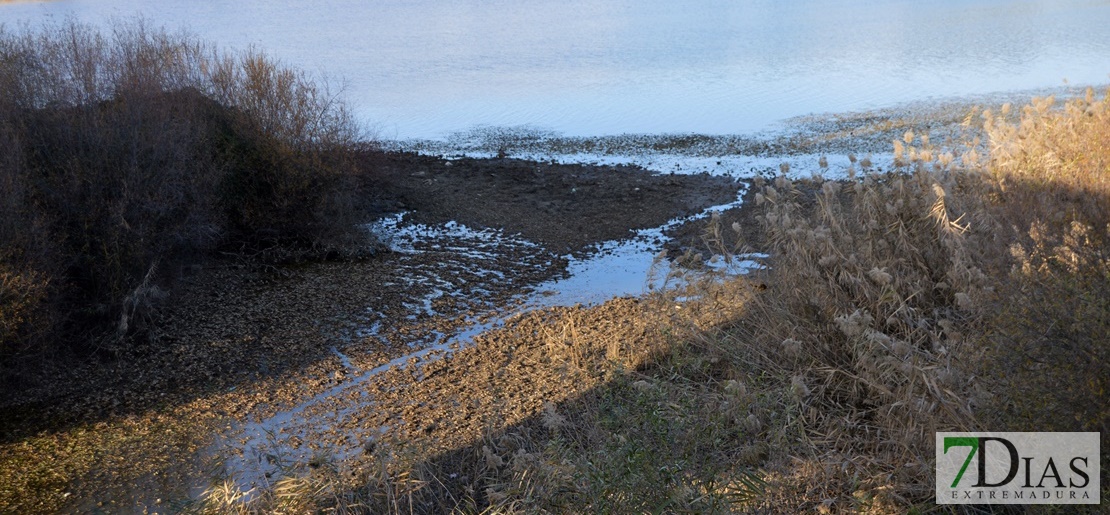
[205,183,777,494]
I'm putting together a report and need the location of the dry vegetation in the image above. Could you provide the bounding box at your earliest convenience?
[0,21,366,364]
[649,90,1108,512]
[646,91,1108,511]
[192,91,1109,513]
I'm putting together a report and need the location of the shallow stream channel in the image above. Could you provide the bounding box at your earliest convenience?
[196,144,842,496]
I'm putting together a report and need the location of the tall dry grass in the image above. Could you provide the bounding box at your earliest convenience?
[723,89,1110,509]
[973,92,1110,442]
[0,20,365,360]
[737,152,987,507]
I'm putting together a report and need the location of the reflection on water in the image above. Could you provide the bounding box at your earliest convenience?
[2,0,1109,138]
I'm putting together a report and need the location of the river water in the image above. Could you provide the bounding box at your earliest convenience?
[3,0,1109,140]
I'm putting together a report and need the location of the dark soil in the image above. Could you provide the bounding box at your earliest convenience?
[360,151,743,253]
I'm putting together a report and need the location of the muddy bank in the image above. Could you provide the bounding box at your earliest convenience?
[361,151,742,253]
[0,151,744,513]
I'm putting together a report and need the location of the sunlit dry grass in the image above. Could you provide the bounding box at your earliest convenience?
[720,89,1110,511]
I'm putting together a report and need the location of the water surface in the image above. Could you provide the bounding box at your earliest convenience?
[3,0,1108,139]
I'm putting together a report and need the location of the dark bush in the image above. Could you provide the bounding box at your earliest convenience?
[0,20,367,361]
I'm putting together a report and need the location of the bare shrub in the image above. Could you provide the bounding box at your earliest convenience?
[0,20,366,358]
[0,121,61,354]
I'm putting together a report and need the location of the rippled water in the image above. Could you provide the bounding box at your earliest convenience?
[3,0,1109,139]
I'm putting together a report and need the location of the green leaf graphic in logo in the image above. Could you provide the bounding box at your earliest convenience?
[944,437,979,488]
